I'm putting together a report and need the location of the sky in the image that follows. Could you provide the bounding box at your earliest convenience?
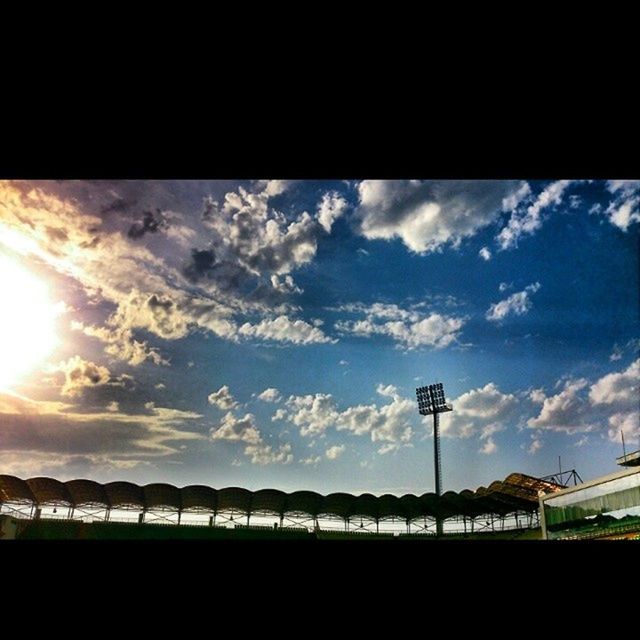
[0,179,638,495]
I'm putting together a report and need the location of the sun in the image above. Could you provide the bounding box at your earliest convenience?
[0,253,61,390]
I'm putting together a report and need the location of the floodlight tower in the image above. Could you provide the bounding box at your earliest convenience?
[416,382,453,536]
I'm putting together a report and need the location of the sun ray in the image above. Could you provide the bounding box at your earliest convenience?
[0,252,61,390]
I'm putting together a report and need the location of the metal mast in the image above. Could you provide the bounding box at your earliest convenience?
[416,382,453,536]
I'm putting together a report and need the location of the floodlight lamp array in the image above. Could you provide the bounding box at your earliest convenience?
[416,383,452,415]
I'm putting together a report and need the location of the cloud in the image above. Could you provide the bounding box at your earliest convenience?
[527,379,593,432]
[270,274,302,295]
[300,455,322,466]
[501,181,531,213]
[0,387,204,468]
[128,209,168,239]
[525,359,640,443]
[440,382,518,439]
[609,338,639,363]
[51,356,112,397]
[238,315,335,345]
[478,246,492,261]
[604,180,640,231]
[589,358,639,407]
[244,442,293,466]
[607,410,639,444]
[207,385,239,411]
[209,402,294,465]
[486,282,541,322]
[317,191,348,233]
[325,444,346,460]
[210,412,261,444]
[355,180,517,254]
[479,437,497,455]
[334,302,465,350]
[199,184,320,280]
[72,320,168,366]
[498,282,512,293]
[275,384,414,452]
[0,181,334,367]
[497,180,575,249]
[256,180,293,197]
[257,388,282,403]
[528,438,543,454]
[106,401,119,412]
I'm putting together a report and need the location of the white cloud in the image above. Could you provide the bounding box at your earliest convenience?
[270,274,302,295]
[528,438,542,454]
[497,180,574,250]
[245,442,293,466]
[479,437,497,455]
[486,282,541,322]
[72,319,168,366]
[51,356,112,397]
[604,180,640,231]
[207,385,239,411]
[609,338,639,363]
[210,411,261,444]
[300,455,321,466]
[527,379,593,432]
[607,410,639,444]
[257,179,293,197]
[610,345,623,361]
[440,383,518,439]
[155,383,166,390]
[317,191,348,233]
[257,388,282,403]
[275,384,414,450]
[478,247,492,261]
[279,393,338,437]
[356,180,518,254]
[325,444,346,460]
[335,302,465,350]
[589,359,639,408]
[339,360,349,366]
[200,183,319,279]
[238,315,335,345]
[209,410,294,465]
[501,181,531,213]
[529,388,546,404]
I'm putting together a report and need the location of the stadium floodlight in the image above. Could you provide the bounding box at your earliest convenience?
[416,382,453,536]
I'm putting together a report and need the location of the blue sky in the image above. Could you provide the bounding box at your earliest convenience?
[0,179,637,494]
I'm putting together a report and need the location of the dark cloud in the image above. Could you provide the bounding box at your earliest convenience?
[128,209,168,239]
[101,197,130,214]
[183,248,251,292]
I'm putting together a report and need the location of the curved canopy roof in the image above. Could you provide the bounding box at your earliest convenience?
[0,473,562,520]
[26,477,72,506]
[143,483,182,510]
[180,485,217,512]
[104,482,144,509]
[0,475,35,504]
[65,479,108,507]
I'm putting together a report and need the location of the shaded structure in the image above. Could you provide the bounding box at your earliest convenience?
[0,472,563,534]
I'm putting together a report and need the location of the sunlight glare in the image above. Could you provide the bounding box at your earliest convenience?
[0,254,61,389]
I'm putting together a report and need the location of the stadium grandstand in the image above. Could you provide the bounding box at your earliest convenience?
[0,472,563,540]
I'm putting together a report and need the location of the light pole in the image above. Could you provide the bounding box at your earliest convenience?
[416,382,453,536]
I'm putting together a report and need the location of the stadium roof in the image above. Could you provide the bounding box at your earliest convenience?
[0,473,562,521]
